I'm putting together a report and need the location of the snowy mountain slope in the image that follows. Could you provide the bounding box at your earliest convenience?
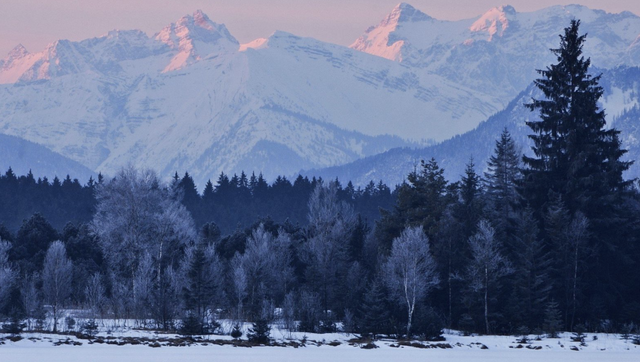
[352,3,640,103]
[308,66,640,186]
[0,133,95,182]
[0,11,503,186]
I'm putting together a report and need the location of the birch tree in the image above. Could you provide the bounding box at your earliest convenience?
[91,166,196,320]
[84,273,106,319]
[566,213,589,331]
[383,226,439,337]
[467,220,512,334]
[43,241,73,333]
[305,181,355,316]
[232,254,247,321]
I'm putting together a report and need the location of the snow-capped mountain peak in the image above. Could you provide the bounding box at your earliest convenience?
[351,3,640,101]
[0,44,42,83]
[3,4,640,188]
[155,10,238,72]
[6,44,29,60]
[9,39,94,82]
[470,5,516,40]
[155,10,237,47]
[350,2,433,62]
[239,37,268,52]
[382,3,433,26]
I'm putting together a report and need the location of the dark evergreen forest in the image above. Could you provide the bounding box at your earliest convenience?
[1,20,640,340]
[0,169,395,234]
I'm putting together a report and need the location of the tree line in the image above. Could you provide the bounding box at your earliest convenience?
[0,169,395,235]
[1,20,640,340]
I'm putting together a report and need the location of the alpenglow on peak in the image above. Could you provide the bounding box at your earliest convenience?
[470,5,517,39]
[382,3,433,26]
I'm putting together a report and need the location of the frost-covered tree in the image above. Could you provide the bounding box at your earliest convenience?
[383,226,439,337]
[42,241,73,333]
[90,167,196,320]
[304,182,355,316]
[20,273,40,331]
[467,220,512,334]
[0,240,16,314]
[85,273,106,320]
[239,224,274,317]
[232,254,247,320]
[133,252,154,322]
[271,230,295,303]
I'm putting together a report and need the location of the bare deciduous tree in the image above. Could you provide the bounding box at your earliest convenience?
[383,226,439,337]
[305,182,356,315]
[91,166,196,322]
[85,273,106,320]
[467,220,512,334]
[232,254,247,321]
[43,240,73,333]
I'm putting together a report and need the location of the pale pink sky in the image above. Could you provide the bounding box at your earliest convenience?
[1,0,639,56]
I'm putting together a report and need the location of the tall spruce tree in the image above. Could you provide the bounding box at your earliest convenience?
[523,20,633,325]
[523,20,632,214]
[376,158,450,253]
[485,128,521,247]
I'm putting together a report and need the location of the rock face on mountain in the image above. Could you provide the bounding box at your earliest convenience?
[1,5,640,186]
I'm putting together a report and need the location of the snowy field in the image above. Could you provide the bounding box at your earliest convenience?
[1,329,639,362]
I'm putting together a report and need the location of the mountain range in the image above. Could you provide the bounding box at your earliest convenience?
[0,4,639,186]
[308,66,640,186]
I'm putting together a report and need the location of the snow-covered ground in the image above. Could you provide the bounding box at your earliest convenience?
[1,327,639,361]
